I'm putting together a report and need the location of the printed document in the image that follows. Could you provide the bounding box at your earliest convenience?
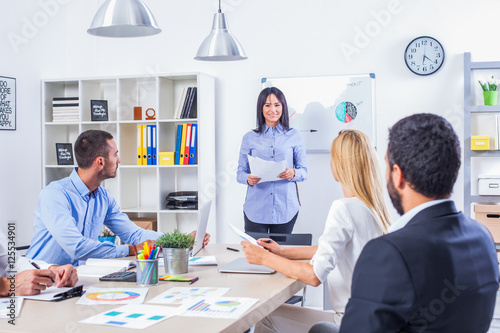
[248,155,286,183]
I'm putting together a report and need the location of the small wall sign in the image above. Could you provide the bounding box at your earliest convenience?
[90,100,108,121]
[56,143,74,165]
[0,76,16,130]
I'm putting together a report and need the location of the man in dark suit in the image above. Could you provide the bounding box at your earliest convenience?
[310,113,499,333]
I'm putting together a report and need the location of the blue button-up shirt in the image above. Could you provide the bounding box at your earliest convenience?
[26,168,161,266]
[237,124,307,224]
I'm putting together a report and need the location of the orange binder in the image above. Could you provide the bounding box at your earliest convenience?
[179,124,187,165]
[184,123,192,165]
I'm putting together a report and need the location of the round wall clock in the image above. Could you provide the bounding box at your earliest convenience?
[404,36,445,75]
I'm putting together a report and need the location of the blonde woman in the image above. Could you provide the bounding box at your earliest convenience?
[242,129,391,333]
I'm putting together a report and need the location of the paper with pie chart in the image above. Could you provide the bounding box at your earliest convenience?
[76,287,148,305]
[147,287,230,305]
[178,297,259,319]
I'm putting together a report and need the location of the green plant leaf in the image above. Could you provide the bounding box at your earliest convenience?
[156,229,195,249]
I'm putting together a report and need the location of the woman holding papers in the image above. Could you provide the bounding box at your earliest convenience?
[237,87,307,233]
[242,130,391,332]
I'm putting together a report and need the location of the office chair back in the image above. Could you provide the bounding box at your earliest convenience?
[246,232,313,307]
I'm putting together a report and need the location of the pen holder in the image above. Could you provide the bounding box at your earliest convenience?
[136,259,159,286]
[162,248,190,274]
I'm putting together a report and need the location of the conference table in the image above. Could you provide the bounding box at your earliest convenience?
[2,244,305,333]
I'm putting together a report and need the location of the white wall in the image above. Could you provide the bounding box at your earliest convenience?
[1,0,499,307]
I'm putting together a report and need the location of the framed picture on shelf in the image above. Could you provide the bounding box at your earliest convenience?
[56,143,74,165]
[90,100,108,121]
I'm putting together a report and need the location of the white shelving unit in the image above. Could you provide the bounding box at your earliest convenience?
[41,73,216,236]
[464,53,500,218]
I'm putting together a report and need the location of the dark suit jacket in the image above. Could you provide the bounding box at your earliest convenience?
[340,201,499,333]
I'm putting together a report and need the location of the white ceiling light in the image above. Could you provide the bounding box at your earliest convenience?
[88,0,161,38]
[194,0,247,61]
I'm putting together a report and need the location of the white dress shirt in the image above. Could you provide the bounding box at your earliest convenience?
[0,229,50,277]
[310,197,384,315]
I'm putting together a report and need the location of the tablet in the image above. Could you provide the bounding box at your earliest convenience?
[218,258,275,274]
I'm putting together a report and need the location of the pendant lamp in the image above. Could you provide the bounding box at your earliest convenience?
[88,0,161,38]
[194,0,247,61]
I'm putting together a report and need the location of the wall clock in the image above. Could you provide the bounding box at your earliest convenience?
[404,36,445,75]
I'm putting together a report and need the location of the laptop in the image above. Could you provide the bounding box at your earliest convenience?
[191,201,212,257]
[219,258,275,274]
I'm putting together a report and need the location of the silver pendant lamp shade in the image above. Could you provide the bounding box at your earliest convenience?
[88,0,161,38]
[194,7,247,61]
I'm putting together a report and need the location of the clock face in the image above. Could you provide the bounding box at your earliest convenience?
[404,36,445,75]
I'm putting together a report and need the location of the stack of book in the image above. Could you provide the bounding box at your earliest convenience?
[52,97,79,122]
[173,87,197,119]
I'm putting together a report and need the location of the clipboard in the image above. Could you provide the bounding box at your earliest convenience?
[21,285,83,302]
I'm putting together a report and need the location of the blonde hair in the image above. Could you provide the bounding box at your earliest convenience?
[331,129,391,232]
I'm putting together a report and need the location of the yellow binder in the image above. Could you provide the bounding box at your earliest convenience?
[137,125,143,165]
[179,123,187,165]
[142,125,148,165]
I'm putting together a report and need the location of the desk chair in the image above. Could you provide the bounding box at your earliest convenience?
[246,232,313,306]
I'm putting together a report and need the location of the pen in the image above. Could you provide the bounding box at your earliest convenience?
[226,247,239,252]
[262,240,272,243]
[30,261,55,284]
[189,277,199,285]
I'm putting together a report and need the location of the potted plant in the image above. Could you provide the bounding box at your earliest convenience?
[98,227,116,244]
[156,229,195,274]
[479,76,499,105]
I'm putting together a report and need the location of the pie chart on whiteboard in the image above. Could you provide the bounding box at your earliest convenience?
[335,102,357,123]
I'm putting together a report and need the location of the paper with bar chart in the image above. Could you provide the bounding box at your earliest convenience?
[76,287,148,305]
[147,287,230,305]
[178,297,259,319]
[79,304,180,329]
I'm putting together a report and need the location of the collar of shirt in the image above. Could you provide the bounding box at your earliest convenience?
[263,123,284,135]
[388,198,452,233]
[70,167,99,198]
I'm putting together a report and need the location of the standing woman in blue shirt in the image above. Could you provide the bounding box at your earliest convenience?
[237,87,307,233]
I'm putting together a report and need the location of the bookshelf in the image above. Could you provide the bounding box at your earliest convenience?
[41,73,216,236]
[464,53,500,219]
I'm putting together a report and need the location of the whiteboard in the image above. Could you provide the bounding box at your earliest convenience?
[262,74,376,153]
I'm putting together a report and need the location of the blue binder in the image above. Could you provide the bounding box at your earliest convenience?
[151,125,157,165]
[189,123,197,164]
[174,124,183,165]
[146,125,152,165]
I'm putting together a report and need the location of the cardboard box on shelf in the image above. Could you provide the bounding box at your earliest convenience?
[130,217,158,231]
[474,204,500,242]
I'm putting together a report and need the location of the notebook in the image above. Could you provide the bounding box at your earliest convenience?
[77,258,136,277]
[218,258,275,274]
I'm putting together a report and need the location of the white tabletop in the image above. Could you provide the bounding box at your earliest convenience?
[2,244,305,333]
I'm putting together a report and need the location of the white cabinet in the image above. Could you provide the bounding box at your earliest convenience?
[464,53,500,218]
[41,73,216,236]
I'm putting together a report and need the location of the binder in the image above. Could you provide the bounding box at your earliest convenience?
[180,87,192,119]
[142,125,148,165]
[185,87,197,119]
[152,124,157,165]
[184,123,192,165]
[174,87,188,119]
[137,125,143,165]
[146,125,153,165]
[189,123,197,165]
[179,123,187,165]
[174,124,183,165]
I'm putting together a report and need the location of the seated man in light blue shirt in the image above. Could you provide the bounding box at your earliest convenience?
[27,130,209,266]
